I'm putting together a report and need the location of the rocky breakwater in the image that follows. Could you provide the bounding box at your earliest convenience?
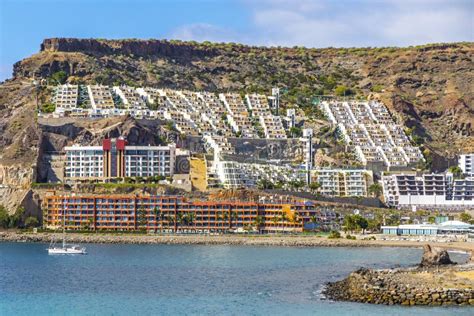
[324,244,474,306]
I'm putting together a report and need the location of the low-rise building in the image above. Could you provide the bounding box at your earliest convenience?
[381,221,474,236]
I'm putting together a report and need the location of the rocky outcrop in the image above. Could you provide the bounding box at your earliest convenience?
[420,244,454,267]
[324,267,474,306]
[40,38,219,59]
[324,244,472,306]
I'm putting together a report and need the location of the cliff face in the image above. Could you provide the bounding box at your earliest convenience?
[40,38,218,58]
[11,38,473,156]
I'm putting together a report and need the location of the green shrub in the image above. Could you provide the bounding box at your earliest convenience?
[334,85,353,97]
[346,234,356,240]
[0,205,8,228]
[41,103,56,113]
[25,216,39,228]
[328,230,341,239]
[371,85,384,93]
[50,71,67,84]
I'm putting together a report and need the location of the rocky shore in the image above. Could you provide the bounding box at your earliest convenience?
[1,232,474,253]
[324,245,474,306]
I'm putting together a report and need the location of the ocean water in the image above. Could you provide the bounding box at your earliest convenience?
[0,243,472,316]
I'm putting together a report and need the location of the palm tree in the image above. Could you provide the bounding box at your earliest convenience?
[271,215,279,233]
[153,207,160,233]
[222,212,229,232]
[158,212,165,234]
[230,211,238,230]
[187,212,195,233]
[176,212,184,233]
[280,213,288,231]
[310,215,318,231]
[253,215,264,234]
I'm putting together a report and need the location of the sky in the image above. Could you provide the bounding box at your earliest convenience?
[0,0,473,80]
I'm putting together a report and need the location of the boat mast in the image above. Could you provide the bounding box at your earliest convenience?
[62,198,66,248]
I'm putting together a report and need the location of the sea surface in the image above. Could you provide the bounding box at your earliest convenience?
[0,242,472,316]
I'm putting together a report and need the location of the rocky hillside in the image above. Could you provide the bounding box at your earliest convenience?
[11,38,474,155]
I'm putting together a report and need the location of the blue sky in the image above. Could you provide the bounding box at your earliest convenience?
[0,0,473,81]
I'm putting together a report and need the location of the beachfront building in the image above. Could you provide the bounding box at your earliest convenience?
[320,100,423,169]
[459,153,474,176]
[381,221,474,236]
[64,137,176,181]
[381,172,474,209]
[43,194,329,233]
[310,169,373,197]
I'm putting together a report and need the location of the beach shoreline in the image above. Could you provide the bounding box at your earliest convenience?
[1,231,473,255]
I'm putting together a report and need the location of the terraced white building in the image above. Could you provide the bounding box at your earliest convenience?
[320,100,424,169]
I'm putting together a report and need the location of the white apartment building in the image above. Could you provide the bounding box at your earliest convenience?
[311,169,373,197]
[459,153,474,176]
[64,146,104,179]
[382,172,474,208]
[87,85,115,109]
[64,138,176,181]
[53,84,78,109]
[259,115,287,139]
[320,100,423,169]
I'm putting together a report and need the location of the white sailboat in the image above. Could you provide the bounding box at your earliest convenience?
[48,203,86,255]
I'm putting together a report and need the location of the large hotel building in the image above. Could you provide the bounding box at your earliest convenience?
[64,137,176,180]
[43,194,337,233]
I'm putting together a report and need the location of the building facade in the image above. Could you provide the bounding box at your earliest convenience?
[382,221,474,236]
[43,194,328,233]
[459,153,474,176]
[382,172,474,208]
[311,169,373,197]
[64,138,175,181]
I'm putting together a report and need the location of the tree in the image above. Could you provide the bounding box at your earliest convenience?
[309,182,321,193]
[257,179,274,190]
[153,207,160,233]
[0,205,9,228]
[448,166,463,178]
[355,215,369,234]
[24,216,39,228]
[51,71,68,84]
[427,216,436,224]
[137,208,148,231]
[289,126,302,138]
[8,207,25,228]
[253,216,264,233]
[334,85,353,97]
[343,215,357,233]
[368,183,383,198]
[460,212,472,223]
[41,103,56,113]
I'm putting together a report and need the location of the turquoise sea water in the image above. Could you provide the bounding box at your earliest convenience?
[0,242,472,316]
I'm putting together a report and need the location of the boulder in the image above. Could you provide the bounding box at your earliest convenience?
[419,244,454,267]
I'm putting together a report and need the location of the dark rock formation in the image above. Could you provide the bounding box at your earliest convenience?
[419,244,454,267]
[324,267,474,306]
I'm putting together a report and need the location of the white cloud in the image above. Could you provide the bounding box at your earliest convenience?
[168,0,474,47]
[170,23,241,43]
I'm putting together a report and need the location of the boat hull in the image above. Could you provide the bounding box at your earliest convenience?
[48,247,86,255]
